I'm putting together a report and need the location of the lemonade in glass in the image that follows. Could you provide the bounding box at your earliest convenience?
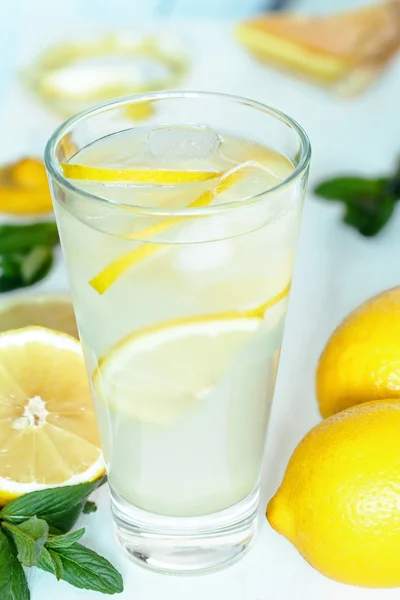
[45,92,310,573]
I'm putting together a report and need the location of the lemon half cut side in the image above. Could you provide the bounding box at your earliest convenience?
[0,327,104,504]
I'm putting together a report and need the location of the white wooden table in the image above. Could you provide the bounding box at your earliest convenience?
[1,7,400,599]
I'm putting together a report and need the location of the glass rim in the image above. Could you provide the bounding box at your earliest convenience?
[44,90,311,218]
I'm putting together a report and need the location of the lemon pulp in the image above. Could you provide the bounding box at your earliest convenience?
[0,327,104,504]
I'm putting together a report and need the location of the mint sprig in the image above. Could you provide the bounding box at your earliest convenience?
[0,479,123,597]
[314,159,400,237]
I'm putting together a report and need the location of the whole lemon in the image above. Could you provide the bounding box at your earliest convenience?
[267,399,400,588]
[317,286,400,418]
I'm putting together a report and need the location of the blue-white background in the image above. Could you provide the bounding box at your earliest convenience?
[1,0,399,598]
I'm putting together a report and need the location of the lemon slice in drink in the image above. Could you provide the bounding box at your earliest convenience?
[88,162,256,294]
[0,294,78,338]
[0,327,104,504]
[60,163,222,184]
[93,282,290,424]
[93,316,263,425]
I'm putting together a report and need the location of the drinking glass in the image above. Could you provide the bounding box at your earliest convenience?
[45,91,310,574]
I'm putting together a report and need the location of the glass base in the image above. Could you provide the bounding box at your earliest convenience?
[111,487,259,574]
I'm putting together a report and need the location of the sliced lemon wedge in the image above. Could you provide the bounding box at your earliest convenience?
[60,163,222,184]
[93,282,289,424]
[94,317,260,424]
[0,327,104,504]
[89,162,256,294]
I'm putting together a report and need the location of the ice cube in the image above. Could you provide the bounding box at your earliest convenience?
[173,233,234,273]
[148,126,220,160]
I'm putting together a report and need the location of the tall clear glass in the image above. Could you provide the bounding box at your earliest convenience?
[45,91,310,574]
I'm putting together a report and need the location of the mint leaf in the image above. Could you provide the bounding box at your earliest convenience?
[48,549,64,581]
[314,177,388,201]
[37,546,54,572]
[343,193,396,236]
[38,543,123,595]
[37,546,63,580]
[0,223,59,254]
[386,159,400,197]
[0,222,59,292]
[40,504,85,534]
[1,478,105,533]
[314,170,399,237]
[9,559,30,600]
[43,503,88,534]
[46,528,85,549]
[83,500,97,514]
[0,530,13,597]
[0,248,54,293]
[20,246,53,285]
[2,516,48,567]
[0,530,30,600]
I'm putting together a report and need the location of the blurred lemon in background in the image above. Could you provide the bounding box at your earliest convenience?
[0,294,78,338]
[0,158,53,216]
[316,286,400,417]
[23,33,189,118]
[267,399,400,588]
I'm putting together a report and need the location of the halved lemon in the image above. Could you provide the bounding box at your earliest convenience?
[0,327,104,504]
[60,163,222,184]
[0,294,78,338]
[93,316,263,425]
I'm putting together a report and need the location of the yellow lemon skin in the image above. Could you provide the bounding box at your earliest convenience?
[316,286,400,418]
[267,399,400,588]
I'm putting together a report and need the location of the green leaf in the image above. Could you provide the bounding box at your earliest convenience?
[48,549,64,581]
[314,177,388,201]
[1,477,105,533]
[0,245,54,293]
[82,500,97,514]
[37,546,54,572]
[20,246,53,285]
[343,193,396,236]
[0,256,23,292]
[37,546,63,581]
[38,543,123,595]
[314,170,399,237]
[0,530,13,598]
[2,516,49,567]
[8,560,30,600]
[0,254,22,277]
[46,528,85,549]
[0,223,59,254]
[386,159,400,197]
[45,503,89,534]
[0,530,30,600]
